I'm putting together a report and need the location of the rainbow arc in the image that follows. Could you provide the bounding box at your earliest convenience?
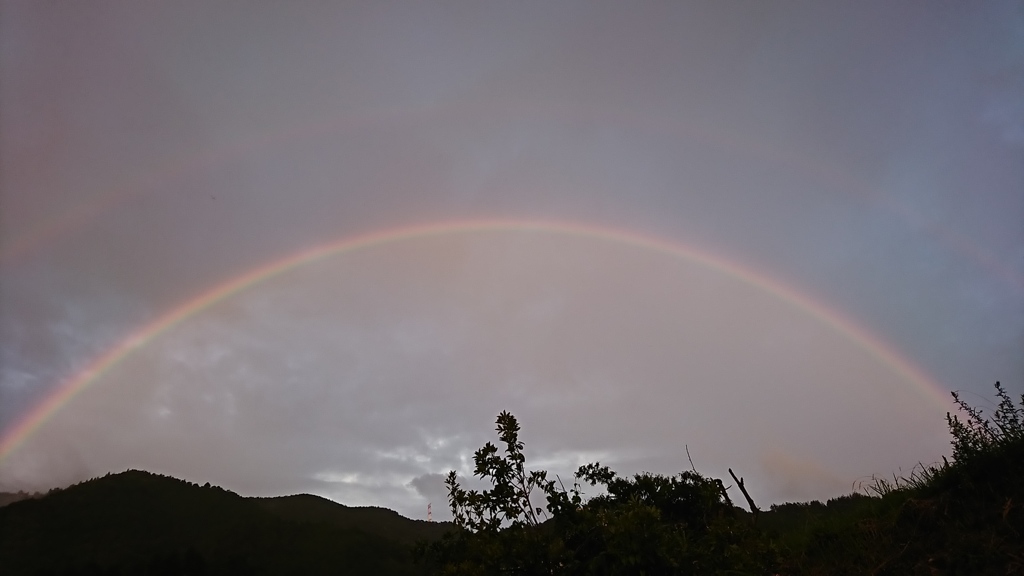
[0,219,953,463]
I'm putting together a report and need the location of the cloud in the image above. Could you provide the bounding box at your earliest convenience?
[0,231,954,518]
[408,473,448,505]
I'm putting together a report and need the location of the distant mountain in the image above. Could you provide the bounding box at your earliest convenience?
[253,493,446,545]
[0,470,452,576]
[0,491,41,507]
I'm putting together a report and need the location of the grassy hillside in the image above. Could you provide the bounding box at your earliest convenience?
[760,442,1024,574]
[0,470,451,576]
[760,393,1024,575]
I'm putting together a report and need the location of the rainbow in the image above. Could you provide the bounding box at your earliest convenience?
[0,219,954,463]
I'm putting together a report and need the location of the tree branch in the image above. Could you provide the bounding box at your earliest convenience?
[685,444,697,473]
[728,468,760,522]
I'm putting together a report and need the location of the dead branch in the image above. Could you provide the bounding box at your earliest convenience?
[685,444,697,473]
[728,468,760,522]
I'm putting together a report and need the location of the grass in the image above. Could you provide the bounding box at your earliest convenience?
[760,381,1024,575]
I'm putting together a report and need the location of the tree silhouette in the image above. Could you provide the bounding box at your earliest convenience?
[423,411,777,575]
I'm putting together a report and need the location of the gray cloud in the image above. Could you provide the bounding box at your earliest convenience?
[0,233,955,515]
[408,474,448,507]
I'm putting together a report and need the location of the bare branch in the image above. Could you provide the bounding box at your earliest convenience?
[685,444,697,473]
[728,468,760,522]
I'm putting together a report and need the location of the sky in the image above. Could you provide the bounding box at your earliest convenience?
[0,1,1021,520]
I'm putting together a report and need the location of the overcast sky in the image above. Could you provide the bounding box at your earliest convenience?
[1,1,1021,520]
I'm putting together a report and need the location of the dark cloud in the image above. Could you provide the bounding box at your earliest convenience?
[408,474,448,506]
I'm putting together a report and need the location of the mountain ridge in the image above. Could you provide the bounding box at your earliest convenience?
[0,469,451,575]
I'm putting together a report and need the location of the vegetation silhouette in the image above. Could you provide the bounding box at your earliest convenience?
[0,470,450,575]
[2,382,1020,575]
[421,382,1024,575]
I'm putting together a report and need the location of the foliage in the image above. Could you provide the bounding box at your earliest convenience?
[425,383,1024,575]
[946,380,1024,463]
[444,411,554,532]
[765,382,1024,575]
[6,382,1022,575]
[422,411,777,575]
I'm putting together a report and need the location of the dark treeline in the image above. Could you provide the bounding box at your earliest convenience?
[0,470,450,576]
[420,382,1023,575]
[2,382,1021,575]
[0,491,42,507]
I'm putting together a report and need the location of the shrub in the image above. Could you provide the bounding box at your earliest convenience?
[423,411,777,575]
[946,381,1023,463]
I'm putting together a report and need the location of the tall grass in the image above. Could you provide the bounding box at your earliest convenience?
[766,381,1024,575]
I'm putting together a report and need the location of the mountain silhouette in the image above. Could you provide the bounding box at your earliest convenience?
[0,470,451,575]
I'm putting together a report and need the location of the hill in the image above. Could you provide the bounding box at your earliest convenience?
[0,491,41,507]
[0,470,451,576]
[253,493,445,545]
[4,383,1020,575]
